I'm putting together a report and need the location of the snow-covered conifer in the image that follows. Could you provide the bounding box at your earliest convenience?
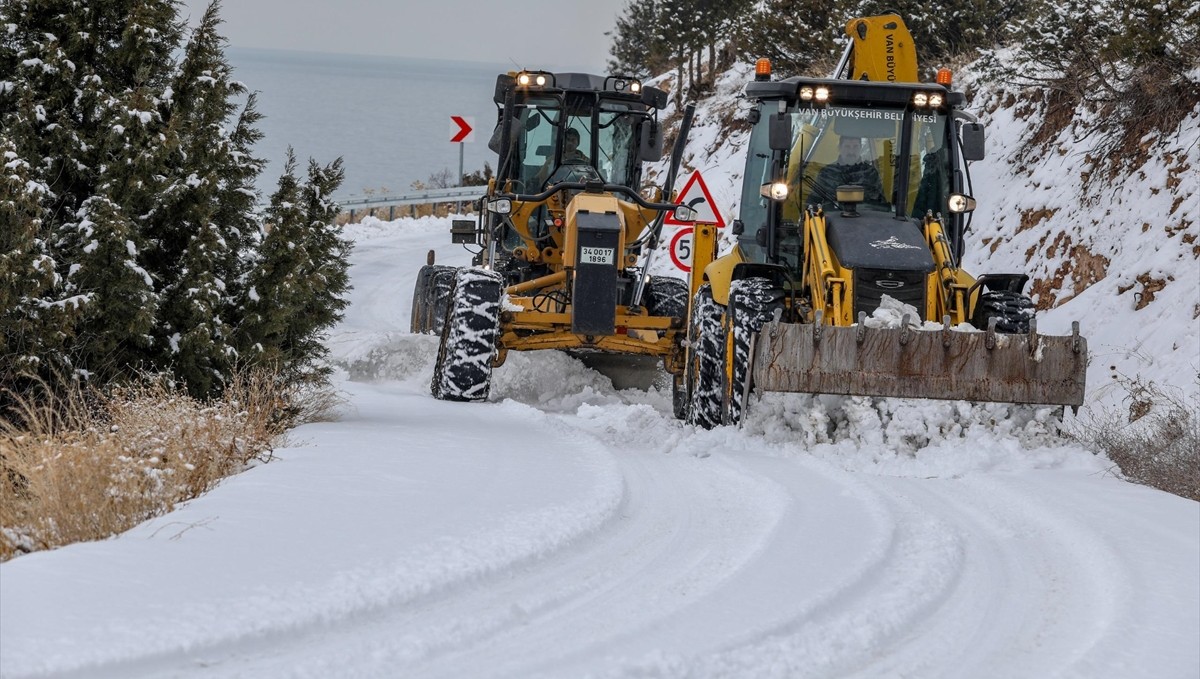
[237,150,350,384]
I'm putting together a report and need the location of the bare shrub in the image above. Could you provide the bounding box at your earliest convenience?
[0,369,323,560]
[1074,374,1200,501]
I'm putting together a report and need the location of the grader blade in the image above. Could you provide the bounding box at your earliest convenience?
[751,319,1087,407]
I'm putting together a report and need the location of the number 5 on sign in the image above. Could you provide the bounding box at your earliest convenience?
[669,227,694,272]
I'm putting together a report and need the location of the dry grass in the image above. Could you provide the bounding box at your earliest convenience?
[1074,374,1200,501]
[0,371,336,560]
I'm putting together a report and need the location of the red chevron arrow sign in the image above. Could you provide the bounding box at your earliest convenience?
[450,116,474,143]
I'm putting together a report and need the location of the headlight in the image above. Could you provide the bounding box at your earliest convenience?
[517,72,552,87]
[947,193,977,213]
[814,87,830,103]
[630,81,641,93]
[487,198,513,214]
[799,86,814,101]
[760,181,788,201]
[671,204,698,222]
[913,92,929,107]
[928,93,944,108]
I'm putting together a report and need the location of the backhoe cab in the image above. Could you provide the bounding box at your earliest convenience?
[678,15,1087,427]
[417,70,698,401]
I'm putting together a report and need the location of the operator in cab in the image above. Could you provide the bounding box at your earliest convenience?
[812,135,886,208]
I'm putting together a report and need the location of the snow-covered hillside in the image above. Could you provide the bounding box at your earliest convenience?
[962,67,1199,410]
[1,217,1197,679]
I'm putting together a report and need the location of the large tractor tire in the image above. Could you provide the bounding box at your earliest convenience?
[644,276,689,320]
[410,264,456,334]
[645,276,691,418]
[410,265,436,333]
[431,268,505,402]
[971,290,1035,334]
[727,277,783,425]
[684,284,725,429]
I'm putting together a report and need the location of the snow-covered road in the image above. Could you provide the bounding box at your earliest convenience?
[2,217,1197,679]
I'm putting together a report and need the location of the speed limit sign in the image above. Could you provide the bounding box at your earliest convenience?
[669,227,694,272]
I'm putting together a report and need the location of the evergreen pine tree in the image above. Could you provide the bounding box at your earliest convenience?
[734,0,840,75]
[54,195,158,381]
[1,2,97,388]
[0,135,73,390]
[291,157,351,381]
[237,151,350,385]
[606,0,671,78]
[160,219,234,397]
[2,0,183,389]
[150,1,263,393]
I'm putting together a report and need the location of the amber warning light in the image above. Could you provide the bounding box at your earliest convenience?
[755,58,772,81]
[936,68,953,86]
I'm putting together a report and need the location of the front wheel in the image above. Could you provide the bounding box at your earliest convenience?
[727,277,784,425]
[431,268,505,401]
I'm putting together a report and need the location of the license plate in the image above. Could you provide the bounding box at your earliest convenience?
[580,247,614,265]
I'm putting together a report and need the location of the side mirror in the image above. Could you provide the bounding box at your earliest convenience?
[961,122,985,161]
[769,112,792,151]
[450,219,477,244]
[639,121,663,161]
[488,118,520,154]
[641,86,668,109]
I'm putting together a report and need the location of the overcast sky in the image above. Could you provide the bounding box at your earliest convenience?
[178,0,630,72]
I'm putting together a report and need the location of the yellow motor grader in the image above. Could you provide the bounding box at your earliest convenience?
[420,70,697,401]
[678,15,1088,427]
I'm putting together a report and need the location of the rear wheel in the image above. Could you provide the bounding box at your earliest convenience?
[727,277,783,425]
[646,276,691,418]
[685,284,724,429]
[971,290,1035,334]
[431,268,505,401]
[410,265,435,333]
[411,265,456,334]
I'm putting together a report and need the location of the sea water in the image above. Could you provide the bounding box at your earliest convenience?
[228,47,513,199]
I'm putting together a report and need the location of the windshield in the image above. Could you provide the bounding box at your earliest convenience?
[738,100,951,265]
[498,97,647,192]
[596,103,642,187]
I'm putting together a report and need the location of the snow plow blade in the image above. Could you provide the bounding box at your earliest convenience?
[751,319,1087,407]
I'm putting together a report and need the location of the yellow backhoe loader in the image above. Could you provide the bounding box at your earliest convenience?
[419,71,697,400]
[678,15,1088,427]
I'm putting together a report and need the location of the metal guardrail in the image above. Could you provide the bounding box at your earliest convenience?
[334,186,486,212]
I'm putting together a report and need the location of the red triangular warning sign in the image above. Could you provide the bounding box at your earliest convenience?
[664,170,725,228]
